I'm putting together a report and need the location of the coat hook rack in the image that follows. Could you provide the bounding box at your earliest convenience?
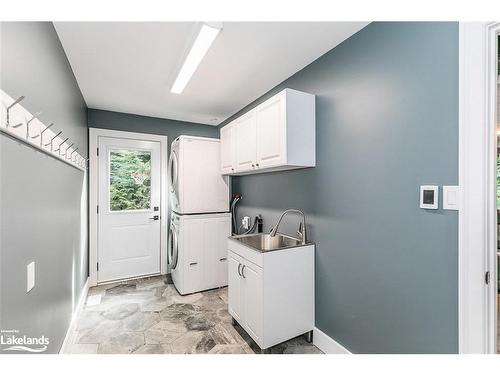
[61,142,74,157]
[5,96,25,128]
[80,157,89,168]
[68,147,79,160]
[44,130,62,152]
[39,123,54,146]
[54,137,69,154]
[26,111,41,139]
[1,90,85,172]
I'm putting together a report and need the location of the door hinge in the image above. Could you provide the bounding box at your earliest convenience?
[97,205,99,214]
[97,147,99,156]
[485,271,490,285]
[97,262,99,272]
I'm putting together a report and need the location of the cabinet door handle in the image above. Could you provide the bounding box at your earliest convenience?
[189,262,198,266]
[237,263,242,276]
[241,265,246,278]
[219,257,227,262]
[251,164,255,168]
[255,163,259,167]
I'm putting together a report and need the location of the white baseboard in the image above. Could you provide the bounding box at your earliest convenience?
[59,278,90,354]
[313,327,351,354]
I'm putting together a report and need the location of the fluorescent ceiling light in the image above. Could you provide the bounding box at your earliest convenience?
[171,23,221,94]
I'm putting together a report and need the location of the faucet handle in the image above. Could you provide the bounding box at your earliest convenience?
[297,222,304,237]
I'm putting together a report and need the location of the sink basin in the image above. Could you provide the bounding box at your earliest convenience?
[230,233,308,252]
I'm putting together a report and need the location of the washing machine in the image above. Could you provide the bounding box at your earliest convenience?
[168,211,231,295]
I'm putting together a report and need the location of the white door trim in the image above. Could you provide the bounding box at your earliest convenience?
[458,22,499,354]
[89,128,168,286]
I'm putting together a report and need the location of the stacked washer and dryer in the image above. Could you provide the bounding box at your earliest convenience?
[168,136,231,295]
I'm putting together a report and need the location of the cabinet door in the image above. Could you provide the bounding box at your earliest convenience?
[210,216,230,288]
[256,93,286,169]
[242,261,263,343]
[183,219,204,294]
[235,110,257,172]
[220,123,236,174]
[228,252,243,322]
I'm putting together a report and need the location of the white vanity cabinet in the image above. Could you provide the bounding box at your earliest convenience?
[227,238,315,350]
[220,88,315,175]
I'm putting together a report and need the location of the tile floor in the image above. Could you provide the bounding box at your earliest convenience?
[65,275,322,354]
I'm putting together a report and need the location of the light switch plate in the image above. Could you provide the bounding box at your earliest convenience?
[443,186,461,210]
[27,261,35,293]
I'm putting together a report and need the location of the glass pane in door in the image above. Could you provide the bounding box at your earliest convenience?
[109,150,151,211]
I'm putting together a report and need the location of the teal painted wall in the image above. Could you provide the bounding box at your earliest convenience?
[226,22,459,353]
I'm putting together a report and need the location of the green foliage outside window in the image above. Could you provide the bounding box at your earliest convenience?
[110,150,151,211]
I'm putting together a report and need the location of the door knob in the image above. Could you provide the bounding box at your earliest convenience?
[149,215,160,221]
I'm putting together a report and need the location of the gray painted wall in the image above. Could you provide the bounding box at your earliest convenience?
[87,107,219,178]
[0,22,88,353]
[87,109,219,156]
[0,22,88,156]
[227,22,459,353]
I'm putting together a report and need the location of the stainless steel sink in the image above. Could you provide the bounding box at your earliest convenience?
[230,233,309,252]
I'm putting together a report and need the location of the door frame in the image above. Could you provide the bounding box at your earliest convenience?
[89,128,168,286]
[459,22,500,353]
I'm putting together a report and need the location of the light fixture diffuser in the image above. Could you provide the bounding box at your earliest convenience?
[171,23,221,94]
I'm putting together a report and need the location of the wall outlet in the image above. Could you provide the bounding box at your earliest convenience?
[242,216,250,230]
[27,261,35,293]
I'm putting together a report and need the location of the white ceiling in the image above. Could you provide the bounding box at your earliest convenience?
[54,22,368,126]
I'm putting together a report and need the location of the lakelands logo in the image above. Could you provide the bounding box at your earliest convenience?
[1,329,49,353]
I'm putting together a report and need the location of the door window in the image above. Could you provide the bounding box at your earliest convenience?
[109,149,152,211]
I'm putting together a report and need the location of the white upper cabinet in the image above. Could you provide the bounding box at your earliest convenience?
[235,110,257,172]
[220,121,236,174]
[220,88,315,175]
[255,91,286,169]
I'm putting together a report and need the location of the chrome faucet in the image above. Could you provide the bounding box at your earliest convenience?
[269,209,307,245]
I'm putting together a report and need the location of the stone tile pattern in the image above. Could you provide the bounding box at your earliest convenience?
[66,275,322,354]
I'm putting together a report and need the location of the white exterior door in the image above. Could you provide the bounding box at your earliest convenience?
[98,136,161,282]
[236,111,257,172]
[256,94,286,168]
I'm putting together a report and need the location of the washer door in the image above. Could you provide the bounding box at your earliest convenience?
[168,222,178,270]
[168,150,179,209]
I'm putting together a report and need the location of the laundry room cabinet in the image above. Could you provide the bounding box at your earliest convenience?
[220,88,316,175]
[227,238,315,350]
[220,122,236,174]
[235,110,258,172]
